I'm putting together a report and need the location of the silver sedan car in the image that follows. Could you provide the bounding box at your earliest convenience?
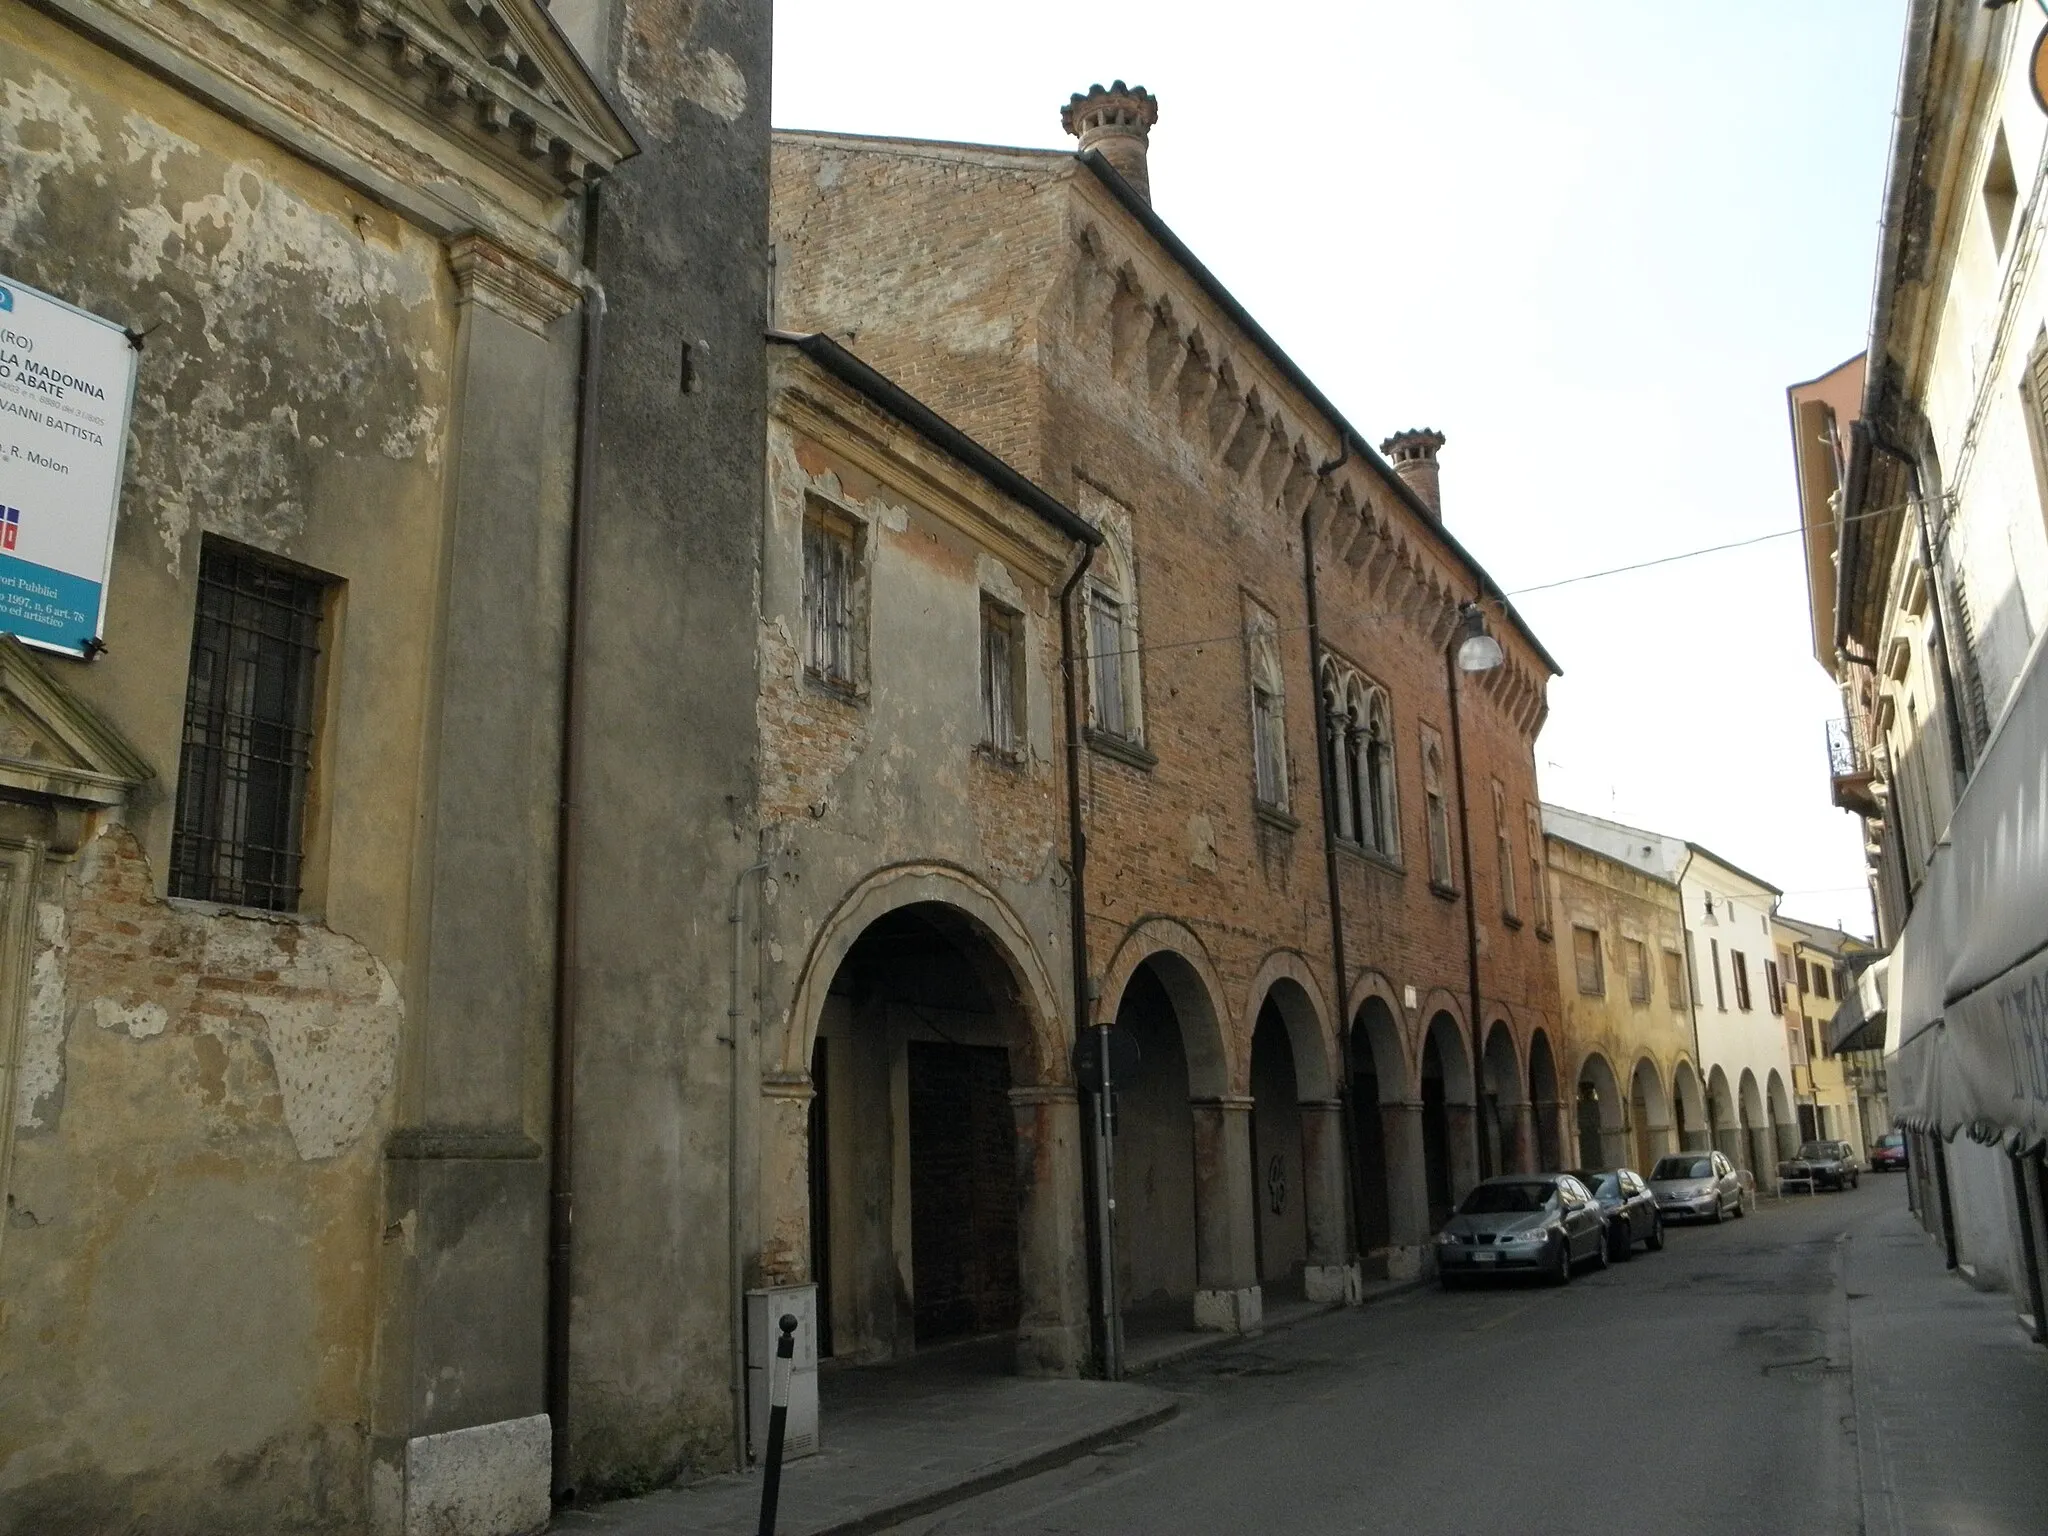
[1435,1174,1610,1287]
[1648,1151,1752,1223]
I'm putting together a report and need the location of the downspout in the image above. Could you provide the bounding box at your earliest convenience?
[1676,849,1706,1122]
[1444,608,1488,1179]
[548,195,606,1501]
[1060,545,1114,1377]
[726,857,767,1470]
[1303,438,1365,1264]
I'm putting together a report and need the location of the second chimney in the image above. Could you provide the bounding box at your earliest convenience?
[1063,81,1160,203]
[1380,429,1446,516]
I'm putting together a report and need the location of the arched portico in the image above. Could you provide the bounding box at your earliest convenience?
[1738,1069,1766,1179]
[1529,1029,1565,1171]
[1707,1065,1740,1167]
[1420,1008,1477,1227]
[1102,934,1255,1334]
[1673,1060,1708,1151]
[1629,1057,1672,1172]
[1481,1019,1529,1174]
[1349,984,1426,1278]
[1242,959,1354,1303]
[780,887,1086,1374]
[1767,1070,1797,1165]
[1575,1051,1628,1170]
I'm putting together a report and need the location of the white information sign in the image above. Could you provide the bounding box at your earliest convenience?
[0,273,138,656]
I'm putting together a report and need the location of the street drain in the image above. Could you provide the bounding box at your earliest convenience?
[1761,1355,1849,1380]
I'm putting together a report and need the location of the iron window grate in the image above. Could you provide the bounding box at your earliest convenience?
[169,544,325,912]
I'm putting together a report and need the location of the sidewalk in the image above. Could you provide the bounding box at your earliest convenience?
[1847,1195,2048,1535]
[550,1358,1173,1536]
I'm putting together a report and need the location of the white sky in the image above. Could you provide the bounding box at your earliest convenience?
[772,1,1907,938]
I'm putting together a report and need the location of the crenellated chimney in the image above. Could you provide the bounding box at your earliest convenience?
[1380,429,1446,516]
[1063,81,1160,203]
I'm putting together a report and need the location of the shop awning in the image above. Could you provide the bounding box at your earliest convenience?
[1886,629,2048,1152]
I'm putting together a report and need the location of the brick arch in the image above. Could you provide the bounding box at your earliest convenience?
[1095,916,1230,1099]
[780,861,1066,1083]
[1239,949,1336,1100]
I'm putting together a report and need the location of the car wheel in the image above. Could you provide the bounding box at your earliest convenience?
[1611,1221,1635,1261]
[1852,1173,1861,1190]
[1548,1234,1572,1286]
[1711,1195,1725,1224]
[1734,1191,1748,1218]
[1589,1229,1609,1271]
[1439,1271,1462,1291]
[1646,1216,1665,1252]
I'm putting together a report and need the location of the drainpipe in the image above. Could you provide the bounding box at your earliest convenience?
[725,857,768,1470]
[1676,849,1706,1143]
[1059,544,1116,1378]
[1303,437,1365,1264]
[1444,606,1489,1179]
[547,206,606,1500]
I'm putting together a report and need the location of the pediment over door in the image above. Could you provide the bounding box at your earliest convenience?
[0,637,153,813]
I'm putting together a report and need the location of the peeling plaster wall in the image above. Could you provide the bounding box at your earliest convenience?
[0,9,455,1531]
[1,829,402,1535]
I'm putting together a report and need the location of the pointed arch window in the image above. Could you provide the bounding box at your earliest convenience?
[1493,778,1518,922]
[1421,727,1453,890]
[1320,662,1399,859]
[1247,604,1288,811]
[1320,659,1358,843]
[1361,688,1397,856]
[1079,490,1144,751]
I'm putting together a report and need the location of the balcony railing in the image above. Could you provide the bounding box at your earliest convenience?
[1825,718,1882,818]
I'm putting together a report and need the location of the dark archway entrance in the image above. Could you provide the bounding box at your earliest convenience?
[1529,1030,1563,1171]
[812,903,1025,1358]
[1111,957,1200,1319]
[1249,1003,1307,1291]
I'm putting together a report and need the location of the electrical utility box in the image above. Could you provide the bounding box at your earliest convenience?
[745,1283,820,1462]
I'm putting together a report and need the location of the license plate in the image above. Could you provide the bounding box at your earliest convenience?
[1474,1250,1497,1263]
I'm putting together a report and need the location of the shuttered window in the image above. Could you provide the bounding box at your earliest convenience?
[1663,948,1686,1010]
[1624,938,1650,1004]
[1732,949,1752,1011]
[980,599,1021,757]
[1573,926,1605,996]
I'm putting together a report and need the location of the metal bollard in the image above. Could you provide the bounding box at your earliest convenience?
[756,1313,798,1536]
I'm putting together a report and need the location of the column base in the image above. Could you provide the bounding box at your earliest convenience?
[1382,1245,1425,1282]
[1302,1264,1363,1304]
[1015,1321,1089,1377]
[1192,1286,1262,1333]
[373,1414,551,1536]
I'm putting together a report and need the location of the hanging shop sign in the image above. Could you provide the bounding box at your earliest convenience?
[0,273,137,657]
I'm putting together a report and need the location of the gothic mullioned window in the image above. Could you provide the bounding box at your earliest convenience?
[1079,487,1144,751]
[1421,727,1453,890]
[1319,659,1399,858]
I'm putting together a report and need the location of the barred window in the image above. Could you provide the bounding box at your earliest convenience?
[980,599,1022,757]
[803,510,860,688]
[1573,926,1605,996]
[170,543,326,912]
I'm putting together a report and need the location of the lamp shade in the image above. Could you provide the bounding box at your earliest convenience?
[1456,633,1505,673]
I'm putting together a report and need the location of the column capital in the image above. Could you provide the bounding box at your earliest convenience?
[1189,1094,1256,1113]
[1297,1098,1346,1114]
[447,232,581,336]
[760,1070,814,1102]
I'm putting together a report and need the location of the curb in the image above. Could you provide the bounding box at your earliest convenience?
[1122,1278,1425,1379]
[797,1397,1179,1536]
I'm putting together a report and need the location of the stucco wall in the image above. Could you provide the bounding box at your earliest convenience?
[0,7,458,1528]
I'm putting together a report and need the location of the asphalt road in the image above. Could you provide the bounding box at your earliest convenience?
[884,1182,1888,1536]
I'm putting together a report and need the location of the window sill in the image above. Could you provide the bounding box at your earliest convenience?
[1577,987,1605,1000]
[1501,912,1523,931]
[1339,842,1404,877]
[168,895,312,924]
[975,743,1027,771]
[1254,802,1300,834]
[1535,924,1553,943]
[1085,728,1157,771]
[1428,879,1459,903]
[804,670,867,707]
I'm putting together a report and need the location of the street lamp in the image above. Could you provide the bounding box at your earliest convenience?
[1445,601,1503,1179]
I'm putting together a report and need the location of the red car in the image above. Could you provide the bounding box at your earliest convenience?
[1870,1131,1909,1171]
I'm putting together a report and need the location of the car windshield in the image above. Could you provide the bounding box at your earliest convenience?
[1796,1142,1836,1159]
[1570,1171,1619,1198]
[1458,1181,1554,1215]
[1652,1156,1714,1181]
[1879,1133,1904,1148]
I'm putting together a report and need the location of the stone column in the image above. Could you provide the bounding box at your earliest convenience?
[1508,1100,1539,1174]
[1380,1100,1431,1280]
[1190,1096,1261,1332]
[1601,1122,1632,1171]
[1011,1086,1089,1375]
[1446,1102,1481,1204]
[1298,1100,1361,1303]
[756,1071,815,1287]
[1533,1097,1564,1169]
[374,232,582,1534]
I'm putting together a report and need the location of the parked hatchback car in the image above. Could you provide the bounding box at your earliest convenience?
[1436,1174,1609,1287]
[1780,1139,1861,1192]
[1648,1150,1751,1223]
[1870,1131,1909,1171]
[1571,1167,1666,1259]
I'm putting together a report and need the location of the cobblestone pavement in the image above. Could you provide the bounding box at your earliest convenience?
[874,1180,2048,1534]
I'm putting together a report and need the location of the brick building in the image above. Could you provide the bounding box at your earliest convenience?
[769,82,1564,1346]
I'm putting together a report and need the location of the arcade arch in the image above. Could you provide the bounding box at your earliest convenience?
[1528,1029,1564,1171]
[1629,1057,1672,1172]
[1672,1060,1708,1151]
[1575,1051,1628,1170]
